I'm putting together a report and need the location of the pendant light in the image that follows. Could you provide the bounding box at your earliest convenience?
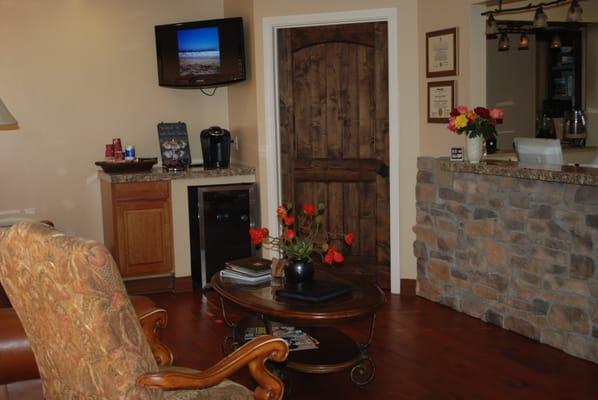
[567,0,583,22]
[486,13,498,36]
[518,33,529,50]
[498,33,510,52]
[533,6,548,29]
[550,33,562,49]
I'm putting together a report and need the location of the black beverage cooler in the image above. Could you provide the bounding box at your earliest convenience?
[188,184,259,288]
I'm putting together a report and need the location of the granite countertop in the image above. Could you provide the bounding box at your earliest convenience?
[438,158,598,186]
[98,165,256,184]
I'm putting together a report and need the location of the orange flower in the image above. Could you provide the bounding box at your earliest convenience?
[303,203,316,216]
[276,205,287,219]
[344,233,355,246]
[466,110,478,122]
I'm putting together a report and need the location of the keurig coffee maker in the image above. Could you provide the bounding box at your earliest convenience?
[200,126,231,169]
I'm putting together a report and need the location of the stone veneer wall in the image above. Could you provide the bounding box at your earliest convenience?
[414,157,598,364]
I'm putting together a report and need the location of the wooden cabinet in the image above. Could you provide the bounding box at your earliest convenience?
[101,180,174,279]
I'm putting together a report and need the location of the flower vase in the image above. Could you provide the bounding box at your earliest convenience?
[284,257,314,284]
[466,135,484,164]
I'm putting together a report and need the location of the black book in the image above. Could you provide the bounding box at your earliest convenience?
[276,280,353,303]
[225,257,272,277]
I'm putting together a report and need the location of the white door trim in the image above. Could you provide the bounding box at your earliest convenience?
[262,8,401,293]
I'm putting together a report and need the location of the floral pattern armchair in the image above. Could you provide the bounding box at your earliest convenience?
[0,222,288,400]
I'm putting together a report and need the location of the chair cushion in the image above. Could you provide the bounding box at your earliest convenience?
[162,380,252,400]
[159,367,252,400]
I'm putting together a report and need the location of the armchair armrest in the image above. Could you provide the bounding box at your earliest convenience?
[0,308,38,385]
[137,335,289,400]
[131,295,173,367]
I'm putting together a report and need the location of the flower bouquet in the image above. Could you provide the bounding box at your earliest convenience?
[447,105,504,139]
[448,106,504,162]
[249,203,354,283]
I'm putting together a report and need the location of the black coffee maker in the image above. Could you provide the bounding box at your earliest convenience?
[200,126,231,169]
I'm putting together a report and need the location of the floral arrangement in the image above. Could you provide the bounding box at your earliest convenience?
[249,203,354,265]
[448,105,504,139]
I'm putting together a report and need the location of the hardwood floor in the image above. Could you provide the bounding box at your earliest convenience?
[149,289,598,399]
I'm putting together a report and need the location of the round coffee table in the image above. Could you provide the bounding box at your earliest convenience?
[211,270,385,385]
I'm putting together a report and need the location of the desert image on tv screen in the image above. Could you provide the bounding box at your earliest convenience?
[177,26,221,76]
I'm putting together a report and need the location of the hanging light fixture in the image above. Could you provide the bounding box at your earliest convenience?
[518,32,530,50]
[498,32,510,51]
[550,33,562,49]
[567,0,583,22]
[533,6,548,29]
[486,13,499,36]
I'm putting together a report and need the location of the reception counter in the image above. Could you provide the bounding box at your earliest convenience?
[414,157,597,364]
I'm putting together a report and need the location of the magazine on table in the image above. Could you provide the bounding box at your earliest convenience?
[219,269,271,284]
[244,324,318,352]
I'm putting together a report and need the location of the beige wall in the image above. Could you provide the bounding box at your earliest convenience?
[225,0,421,280]
[0,0,227,240]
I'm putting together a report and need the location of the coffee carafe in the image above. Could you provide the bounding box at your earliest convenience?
[200,126,231,169]
[564,109,587,146]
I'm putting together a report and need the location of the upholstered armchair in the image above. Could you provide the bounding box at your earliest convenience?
[0,222,288,400]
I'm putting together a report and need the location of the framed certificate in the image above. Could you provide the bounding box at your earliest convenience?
[427,80,455,123]
[426,28,458,77]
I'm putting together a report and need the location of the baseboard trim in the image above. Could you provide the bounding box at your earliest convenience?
[174,276,193,293]
[400,279,416,295]
[124,275,174,295]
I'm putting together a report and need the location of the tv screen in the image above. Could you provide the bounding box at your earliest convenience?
[155,17,245,88]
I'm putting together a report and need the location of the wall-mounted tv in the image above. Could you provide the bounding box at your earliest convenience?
[155,17,246,88]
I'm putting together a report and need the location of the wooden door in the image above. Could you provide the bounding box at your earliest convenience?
[278,22,390,286]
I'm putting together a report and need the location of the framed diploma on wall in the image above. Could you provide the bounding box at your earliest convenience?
[426,28,458,78]
[427,80,455,123]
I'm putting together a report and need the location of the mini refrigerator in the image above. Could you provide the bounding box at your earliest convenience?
[188,184,259,288]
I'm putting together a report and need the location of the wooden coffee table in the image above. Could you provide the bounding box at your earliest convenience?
[211,270,385,385]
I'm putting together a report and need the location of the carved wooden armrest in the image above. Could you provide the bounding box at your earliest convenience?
[137,335,289,400]
[131,296,173,367]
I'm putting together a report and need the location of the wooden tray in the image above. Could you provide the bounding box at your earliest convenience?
[95,158,158,173]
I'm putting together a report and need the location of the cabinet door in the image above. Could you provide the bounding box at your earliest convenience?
[115,199,173,277]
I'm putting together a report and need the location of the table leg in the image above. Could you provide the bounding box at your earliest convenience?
[350,314,377,386]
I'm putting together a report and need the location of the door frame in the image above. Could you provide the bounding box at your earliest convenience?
[262,8,401,293]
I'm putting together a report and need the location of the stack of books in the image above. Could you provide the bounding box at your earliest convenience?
[244,324,319,352]
[219,257,272,284]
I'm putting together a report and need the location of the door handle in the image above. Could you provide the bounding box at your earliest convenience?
[376,162,389,178]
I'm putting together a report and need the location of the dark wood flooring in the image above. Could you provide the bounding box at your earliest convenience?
[149,289,598,399]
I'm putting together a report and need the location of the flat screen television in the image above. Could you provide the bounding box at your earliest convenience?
[155,17,245,88]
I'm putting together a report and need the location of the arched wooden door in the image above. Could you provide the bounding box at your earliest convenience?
[277,22,390,287]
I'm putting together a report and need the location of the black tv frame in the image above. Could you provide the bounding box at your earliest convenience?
[155,17,246,88]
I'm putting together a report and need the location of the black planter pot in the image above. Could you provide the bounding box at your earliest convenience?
[284,258,314,284]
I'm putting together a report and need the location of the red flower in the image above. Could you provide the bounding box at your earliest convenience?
[249,227,268,245]
[448,116,457,133]
[276,205,287,219]
[285,228,295,240]
[303,203,316,216]
[324,248,335,265]
[450,108,460,117]
[282,215,295,226]
[344,233,355,246]
[324,247,345,264]
[474,107,490,119]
